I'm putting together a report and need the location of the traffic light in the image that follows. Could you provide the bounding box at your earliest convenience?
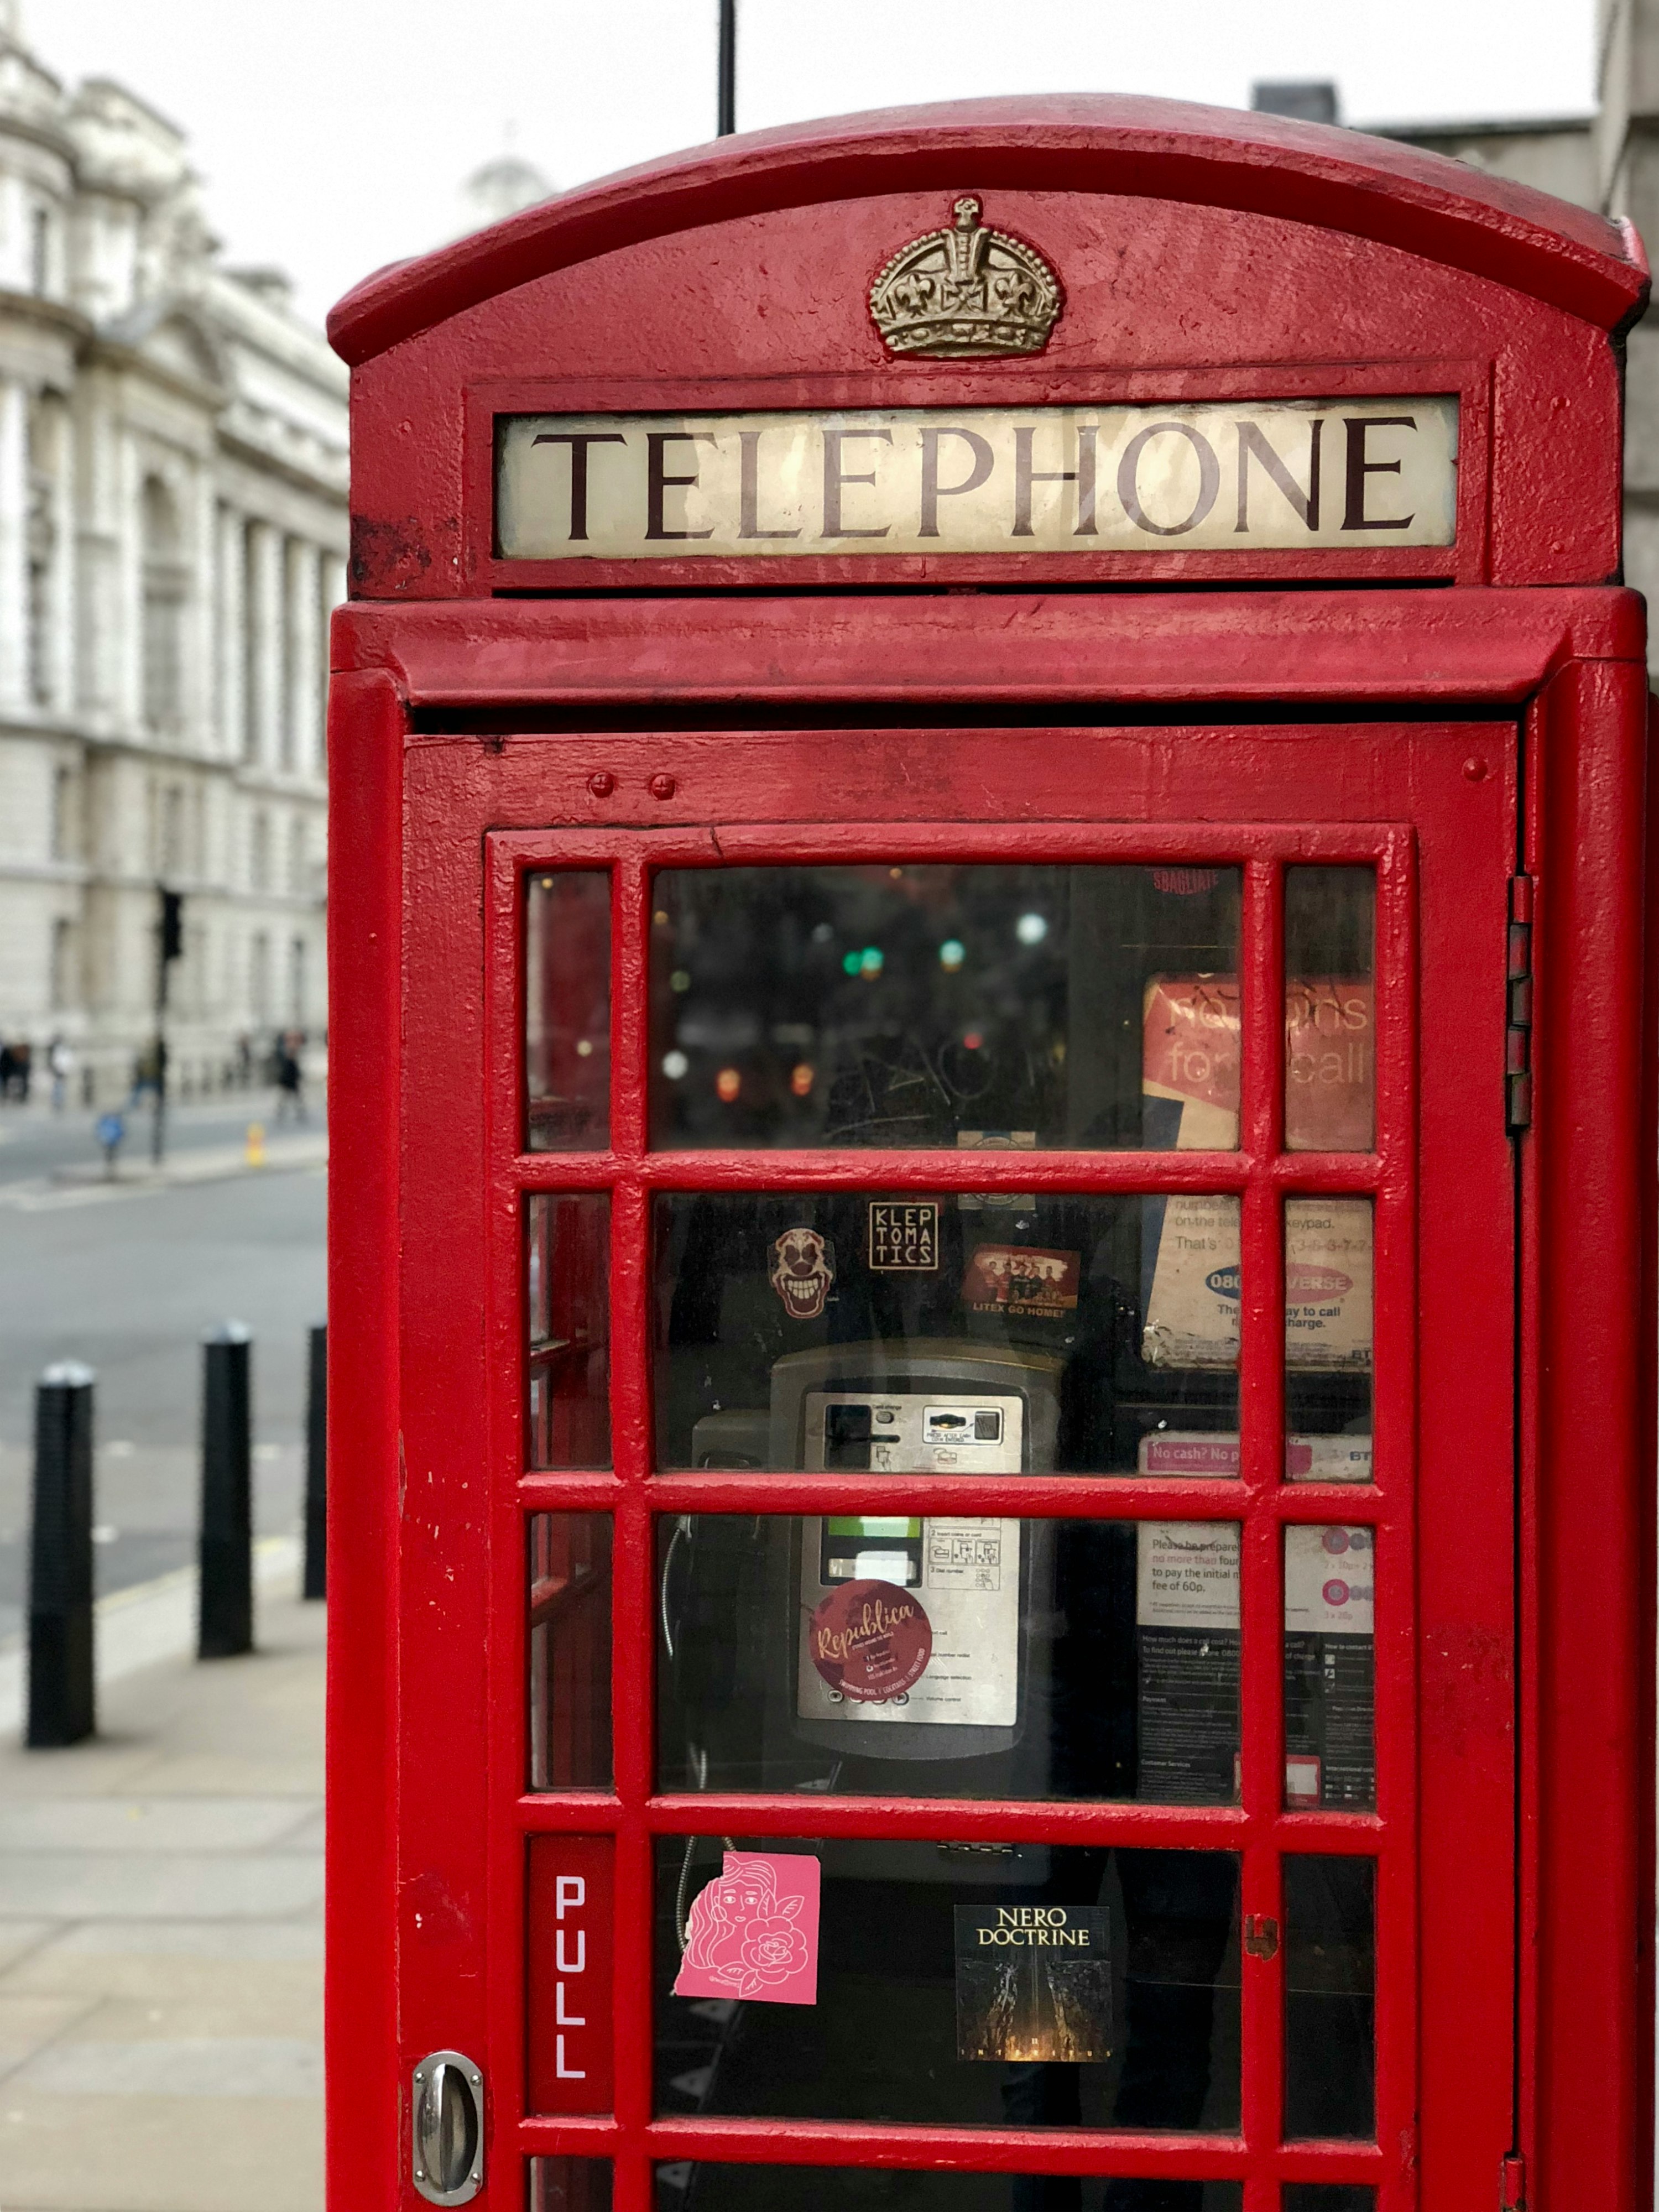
[159,888,184,963]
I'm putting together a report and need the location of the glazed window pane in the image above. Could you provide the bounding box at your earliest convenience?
[653,1191,1240,1474]
[1284,867,1375,1152]
[526,870,611,1151]
[658,1514,1241,1804]
[528,1194,611,1469]
[1284,1197,1373,1473]
[1284,1856,1376,2140]
[530,2161,612,2212]
[1284,1527,1375,1811]
[528,1514,612,1791]
[655,1836,1241,2133]
[651,863,1241,1149]
[658,2168,1243,2212]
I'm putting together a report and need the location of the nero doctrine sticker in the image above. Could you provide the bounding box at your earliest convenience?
[955,1903,1113,2062]
[808,1579,932,1702]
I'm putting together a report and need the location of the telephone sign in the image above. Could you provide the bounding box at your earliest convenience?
[325,97,1654,2212]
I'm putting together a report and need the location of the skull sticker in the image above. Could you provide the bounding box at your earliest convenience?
[770,1227,834,1321]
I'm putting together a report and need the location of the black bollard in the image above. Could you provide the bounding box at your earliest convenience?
[27,1361,96,1747]
[302,1322,326,1600]
[198,1321,253,1658]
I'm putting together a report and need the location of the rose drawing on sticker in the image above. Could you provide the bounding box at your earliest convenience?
[737,1915,810,1987]
[681,1855,810,1997]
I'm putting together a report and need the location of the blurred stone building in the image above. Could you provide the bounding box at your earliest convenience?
[0,5,346,1105]
[1262,0,1659,670]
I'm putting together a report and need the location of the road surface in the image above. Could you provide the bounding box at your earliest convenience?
[0,1099,326,1646]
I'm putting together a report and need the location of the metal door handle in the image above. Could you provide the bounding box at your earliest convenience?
[411,2049,483,2204]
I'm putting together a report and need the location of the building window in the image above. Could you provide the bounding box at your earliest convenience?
[50,917,74,1009]
[316,557,335,760]
[280,537,298,771]
[289,935,307,1026]
[30,206,50,297]
[50,765,74,861]
[27,393,65,709]
[241,519,260,761]
[250,932,270,1025]
[160,784,185,877]
[252,809,270,892]
[141,477,186,736]
[288,817,307,895]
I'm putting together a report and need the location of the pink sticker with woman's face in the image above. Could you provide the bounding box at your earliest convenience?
[672,1850,820,2006]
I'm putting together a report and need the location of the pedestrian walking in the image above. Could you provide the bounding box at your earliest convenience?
[275,1031,307,1125]
[48,1035,74,1113]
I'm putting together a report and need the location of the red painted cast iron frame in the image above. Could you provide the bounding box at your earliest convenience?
[328,96,1647,598]
[324,91,1653,2212]
[326,585,1652,2212]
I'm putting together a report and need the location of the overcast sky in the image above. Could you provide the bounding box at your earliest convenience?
[35,0,1597,326]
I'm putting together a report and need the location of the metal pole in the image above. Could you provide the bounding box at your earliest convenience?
[27,1361,96,1746]
[151,884,169,1169]
[717,0,736,135]
[198,1321,253,1658]
[302,1322,326,1600]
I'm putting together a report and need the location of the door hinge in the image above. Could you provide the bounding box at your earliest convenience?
[1506,875,1535,1132]
[1499,2150,1526,2210]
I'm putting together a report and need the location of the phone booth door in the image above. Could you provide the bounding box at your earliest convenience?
[378,682,1520,2212]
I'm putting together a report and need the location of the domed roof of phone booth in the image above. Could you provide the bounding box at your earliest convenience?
[328,91,1648,366]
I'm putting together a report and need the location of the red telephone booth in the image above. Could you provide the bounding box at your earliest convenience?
[325,98,1655,2212]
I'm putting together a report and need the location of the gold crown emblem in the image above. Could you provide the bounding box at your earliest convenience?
[869,196,1062,359]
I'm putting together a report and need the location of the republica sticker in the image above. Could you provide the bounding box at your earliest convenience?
[964,1244,1081,1318]
[770,1227,834,1320]
[808,1579,932,1702]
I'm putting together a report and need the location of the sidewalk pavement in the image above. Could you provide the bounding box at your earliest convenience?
[0,1573,324,2212]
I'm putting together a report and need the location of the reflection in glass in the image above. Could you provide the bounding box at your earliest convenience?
[1282,2190,1375,2212]
[655,1838,1240,2133]
[651,864,1240,1149]
[1284,1857,1375,2140]
[653,1192,1241,1473]
[528,1194,611,1468]
[658,2166,1243,2212]
[1284,1527,1375,1810]
[529,1515,612,1790]
[658,1514,1240,1803]
[1284,868,1375,1153]
[531,2161,612,2212]
[526,871,611,1151]
[1284,1197,1372,1469]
